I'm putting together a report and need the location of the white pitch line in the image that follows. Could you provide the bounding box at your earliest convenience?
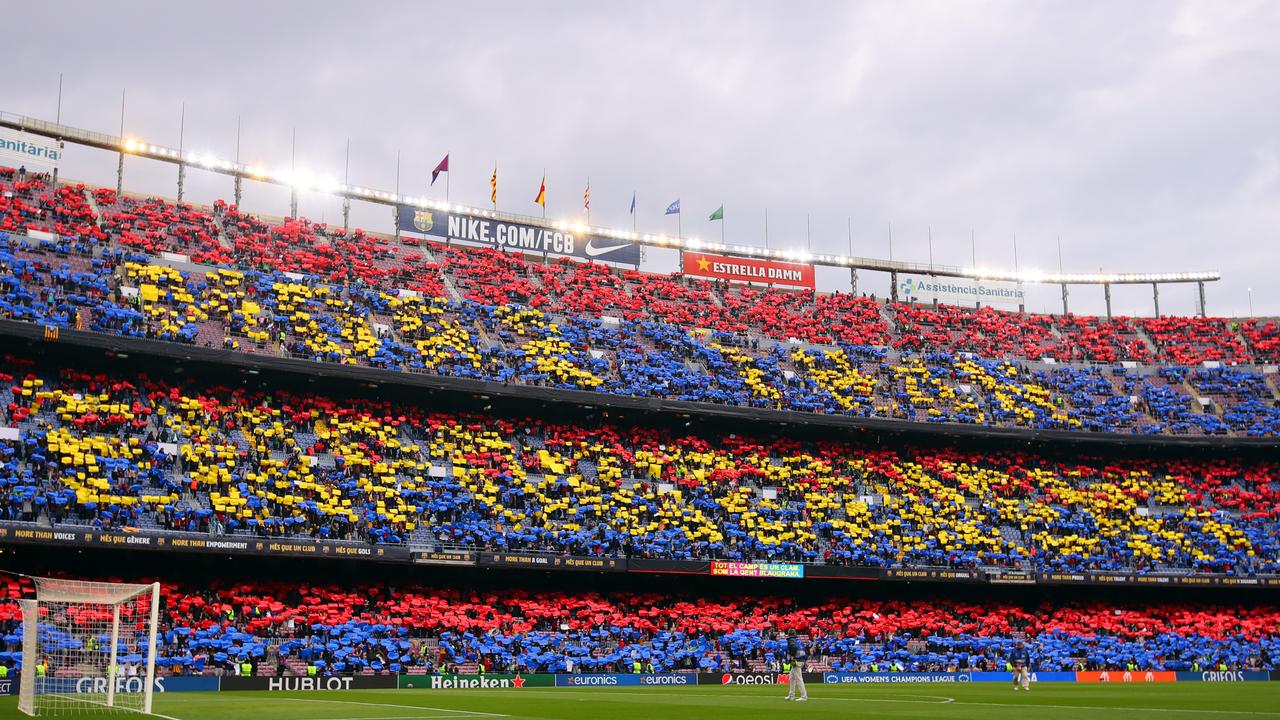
[507,689,956,705]
[53,695,185,720]
[297,716,493,720]
[942,700,1280,717]
[280,698,509,717]
[502,688,1280,716]
[796,694,1280,716]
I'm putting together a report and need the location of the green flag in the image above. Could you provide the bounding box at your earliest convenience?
[709,205,724,221]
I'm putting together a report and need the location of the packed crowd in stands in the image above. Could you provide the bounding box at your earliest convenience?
[2,167,1279,437]
[1,575,1276,677]
[2,169,1280,686]
[1,353,1278,574]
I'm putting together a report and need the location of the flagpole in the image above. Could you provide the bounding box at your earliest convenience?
[721,204,725,243]
[393,149,400,241]
[848,216,857,295]
[764,208,769,250]
[677,199,683,270]
[586,176,590,225]
[541,169,548,263]
[446,159,450,204]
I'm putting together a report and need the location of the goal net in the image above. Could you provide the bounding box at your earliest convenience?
[17,577,160,717]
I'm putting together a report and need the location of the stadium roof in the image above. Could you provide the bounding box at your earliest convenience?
[1,110,1219,288]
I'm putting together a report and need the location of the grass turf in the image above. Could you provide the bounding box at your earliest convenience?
[2,683,1280,720]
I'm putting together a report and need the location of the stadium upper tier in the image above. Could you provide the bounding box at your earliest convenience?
[2,353,1278,574]
[2,165,1279,438]
[1,575,1277,675]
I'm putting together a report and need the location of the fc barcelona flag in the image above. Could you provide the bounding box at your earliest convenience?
[431,154,449,185]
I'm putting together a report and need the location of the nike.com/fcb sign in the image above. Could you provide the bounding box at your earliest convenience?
[396,205,641,264]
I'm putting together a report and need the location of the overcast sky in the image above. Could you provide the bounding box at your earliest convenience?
[9,1,1279,317]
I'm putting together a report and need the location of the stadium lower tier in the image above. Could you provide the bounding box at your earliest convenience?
[0,575,1276,676]
[1,352,1278,574]
[2,169,1279,438]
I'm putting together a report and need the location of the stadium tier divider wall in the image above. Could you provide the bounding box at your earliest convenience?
[5,672,1277,697]
[3,524,1278,590]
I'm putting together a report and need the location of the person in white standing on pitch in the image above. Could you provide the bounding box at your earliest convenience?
[784,630,808,702]
[1013,642,1032,691]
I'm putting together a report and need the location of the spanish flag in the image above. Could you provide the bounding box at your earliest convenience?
[489,165,498,204]
[535,175,546,207]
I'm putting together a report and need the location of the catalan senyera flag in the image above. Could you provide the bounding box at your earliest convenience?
[535,175,547,207]
[584,181,590,211]
[489,165,497,204]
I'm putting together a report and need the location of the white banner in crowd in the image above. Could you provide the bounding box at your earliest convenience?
[898,273,1025,306]
[0,127,63,168]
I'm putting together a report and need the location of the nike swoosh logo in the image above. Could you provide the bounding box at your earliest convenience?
[584,238,635,257]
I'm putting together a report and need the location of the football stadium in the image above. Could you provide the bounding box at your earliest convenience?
[1,2,1279,718]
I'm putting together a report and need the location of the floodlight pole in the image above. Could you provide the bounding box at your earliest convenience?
[1197,281,1206,317]
[1058,236,1068,315]
[116,89,126,194]
[289,128,298,219]
[393,149,401,242]
[890,270,899,302]
[1152,282,1160,318]
[848,217,857,295]
[176,103,186,201]
[342,138,351,231]
[927,225,933,271]
[52,73,63,185]
[1104,282,1113,320]
[233,116,242,207]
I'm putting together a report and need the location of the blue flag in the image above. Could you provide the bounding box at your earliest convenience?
[630,192,636,215]
[665,199,681,215]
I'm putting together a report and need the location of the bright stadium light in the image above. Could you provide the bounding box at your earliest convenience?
[956,266,1220,285]
[62,113,1218,286]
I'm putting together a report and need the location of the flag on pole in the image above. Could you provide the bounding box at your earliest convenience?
[584,181,590,211]
[630,192,636,215]
[665,199,681,215]
[489,165,497,204]
[535,175,547,207]
[431,154,449,185]
[709,205,724,221]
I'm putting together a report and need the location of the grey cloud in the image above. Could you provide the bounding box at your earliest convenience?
[8,0,1278,317]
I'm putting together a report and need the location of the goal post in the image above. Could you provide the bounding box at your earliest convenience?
[16,577,161,717]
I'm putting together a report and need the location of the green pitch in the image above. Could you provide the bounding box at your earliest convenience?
[3,683,1280,719]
